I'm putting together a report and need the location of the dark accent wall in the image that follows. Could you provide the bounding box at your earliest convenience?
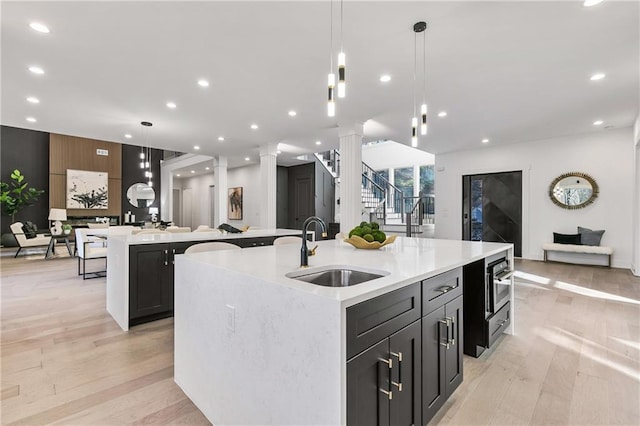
[0,126,50,234]
[314,156,335,233]
[121,144,162,223]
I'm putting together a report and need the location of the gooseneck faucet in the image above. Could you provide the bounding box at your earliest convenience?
[301,216,327,267]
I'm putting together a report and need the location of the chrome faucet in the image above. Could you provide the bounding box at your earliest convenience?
[301,216,327,267]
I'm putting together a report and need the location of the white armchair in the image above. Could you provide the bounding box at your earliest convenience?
[10,222,52,258]
[75,228,107,279]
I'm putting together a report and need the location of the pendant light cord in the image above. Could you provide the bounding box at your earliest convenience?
[423,30,426,104]
[340,0,344,51]
[330,0,333,71]
[413,32,417,117]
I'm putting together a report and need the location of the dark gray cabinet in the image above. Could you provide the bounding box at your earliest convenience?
[346,283,422,426]
[129,243,174,324]
[422,294,463,423]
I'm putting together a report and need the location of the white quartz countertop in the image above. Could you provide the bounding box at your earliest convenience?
[107,228,306,246]
[180,237,512,307]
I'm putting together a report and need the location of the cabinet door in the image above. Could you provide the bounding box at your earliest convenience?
[347,339,391,426]
[129,244,173,321]
[389,321,422,426]
[422,305,446,423]
[445,295,464,397]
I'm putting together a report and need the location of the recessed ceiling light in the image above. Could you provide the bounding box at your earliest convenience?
[593,120,604,125]
[29,66,44,75]
[288,110,297,117]
[481,138,489,144]
[191,170,195,173]
[590,73,606,81]
[26,96,40,104]
[176,174,181,177]
[166,102,177,109]
[29,22,50,33]
[218,136,225,142]
[205,167,210,170]
[583,0,604,7]
[315,140,322,145]
[194,145,200,150]
[245,157,250,161]
[437,111,447,118]
[197,79,209,87]
[124,134,132,139]
[380,75,391,82]
[250,124,259,130]
[26,117,36,123]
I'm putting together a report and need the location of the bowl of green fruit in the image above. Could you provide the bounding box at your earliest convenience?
[344,221,397,249]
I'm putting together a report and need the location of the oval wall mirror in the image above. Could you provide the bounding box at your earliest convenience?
[126,182,155,208]
[549,172,598,210]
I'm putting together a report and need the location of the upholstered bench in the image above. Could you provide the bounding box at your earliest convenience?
[542,243,613,267]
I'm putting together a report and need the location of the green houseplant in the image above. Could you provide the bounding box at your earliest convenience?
[0,169,45,223]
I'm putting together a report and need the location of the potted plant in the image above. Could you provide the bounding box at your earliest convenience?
[0,169,45,223]
[62,224,73,235]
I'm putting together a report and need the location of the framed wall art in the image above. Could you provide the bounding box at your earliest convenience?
[67,169,108,209]
[228,187,243,220]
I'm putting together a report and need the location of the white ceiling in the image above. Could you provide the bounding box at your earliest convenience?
[2,1,638,169]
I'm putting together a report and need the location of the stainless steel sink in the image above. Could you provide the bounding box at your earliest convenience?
[286,266,389,287]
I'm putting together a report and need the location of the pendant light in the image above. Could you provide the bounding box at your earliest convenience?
[337,0,346,98]
[420,22,428,136]
[141,121,153,187]
[327,0,336,117]
[411,21,427,147]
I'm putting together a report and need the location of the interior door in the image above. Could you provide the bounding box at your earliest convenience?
[287,163,315,229]
[462,171,522,257]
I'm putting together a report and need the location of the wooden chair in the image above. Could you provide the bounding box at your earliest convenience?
[9,222,52,258]
[273,236,302,245]
[184,242,241,254]
[75,228,107,279]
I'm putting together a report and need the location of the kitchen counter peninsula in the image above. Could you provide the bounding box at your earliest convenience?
[174,237,514,426]
[106,228,309,331]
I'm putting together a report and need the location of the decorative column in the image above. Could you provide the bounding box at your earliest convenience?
[160,161,173,222]
[213,156,228,227]
[339,123,364,234]
[413,165,421,197]
[260,142,278,230]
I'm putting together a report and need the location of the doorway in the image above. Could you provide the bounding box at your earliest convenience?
[462,171,522,257]
[182,188,193,229]
[172,189,181,226]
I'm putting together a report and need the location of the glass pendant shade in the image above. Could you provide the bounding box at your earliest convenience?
[421,104,427,135]
[338,52,346,98]
[411,117,418,147]
[327,73,336,117]
[139,161,145,169]
[139,152,145,160]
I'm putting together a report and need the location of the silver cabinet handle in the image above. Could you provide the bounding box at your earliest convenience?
[378,359,393,400]
[436,285,455,293]
[164,249,168,266]
[446,316,455,346]
[390,351,403,392]
[172,248,176,265]
[439,319,451,349]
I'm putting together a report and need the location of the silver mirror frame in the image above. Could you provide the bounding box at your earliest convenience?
[548,172,599,210]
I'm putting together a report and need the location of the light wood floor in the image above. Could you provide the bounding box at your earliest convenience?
[1,249,639,425]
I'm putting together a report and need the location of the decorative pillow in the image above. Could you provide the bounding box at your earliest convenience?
[553,232,581,245]
[21,221,38,239]
[578,226,605,246]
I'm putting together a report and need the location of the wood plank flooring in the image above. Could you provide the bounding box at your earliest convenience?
[1,250,639,425]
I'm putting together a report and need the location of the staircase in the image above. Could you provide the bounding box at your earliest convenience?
[315,150,431,235]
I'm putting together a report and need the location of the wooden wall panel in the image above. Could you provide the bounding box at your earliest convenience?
[49,134,122,217]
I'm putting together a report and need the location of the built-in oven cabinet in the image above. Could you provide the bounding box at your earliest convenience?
[462,251,511,358]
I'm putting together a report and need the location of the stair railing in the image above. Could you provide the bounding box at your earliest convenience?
[362,161,404,221]
[361,173,386,223]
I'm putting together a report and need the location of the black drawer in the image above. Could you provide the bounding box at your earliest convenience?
[232,236,276,248]
[346,283,421,359]
[422,268,462,315]
[486,301,510,347]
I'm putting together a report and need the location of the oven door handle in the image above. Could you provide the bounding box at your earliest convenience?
[495,270,514,281]
[485,273,491,313]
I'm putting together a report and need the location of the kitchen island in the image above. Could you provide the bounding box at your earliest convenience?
[174,237,514,425]
[106,228,309,331]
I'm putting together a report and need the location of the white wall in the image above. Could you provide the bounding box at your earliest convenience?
[435,127,634,268]
[228,165,261,227]
[632,113,640,274]
[362,140,434,170]
[173,174,215,228]
[173,164,262,229]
